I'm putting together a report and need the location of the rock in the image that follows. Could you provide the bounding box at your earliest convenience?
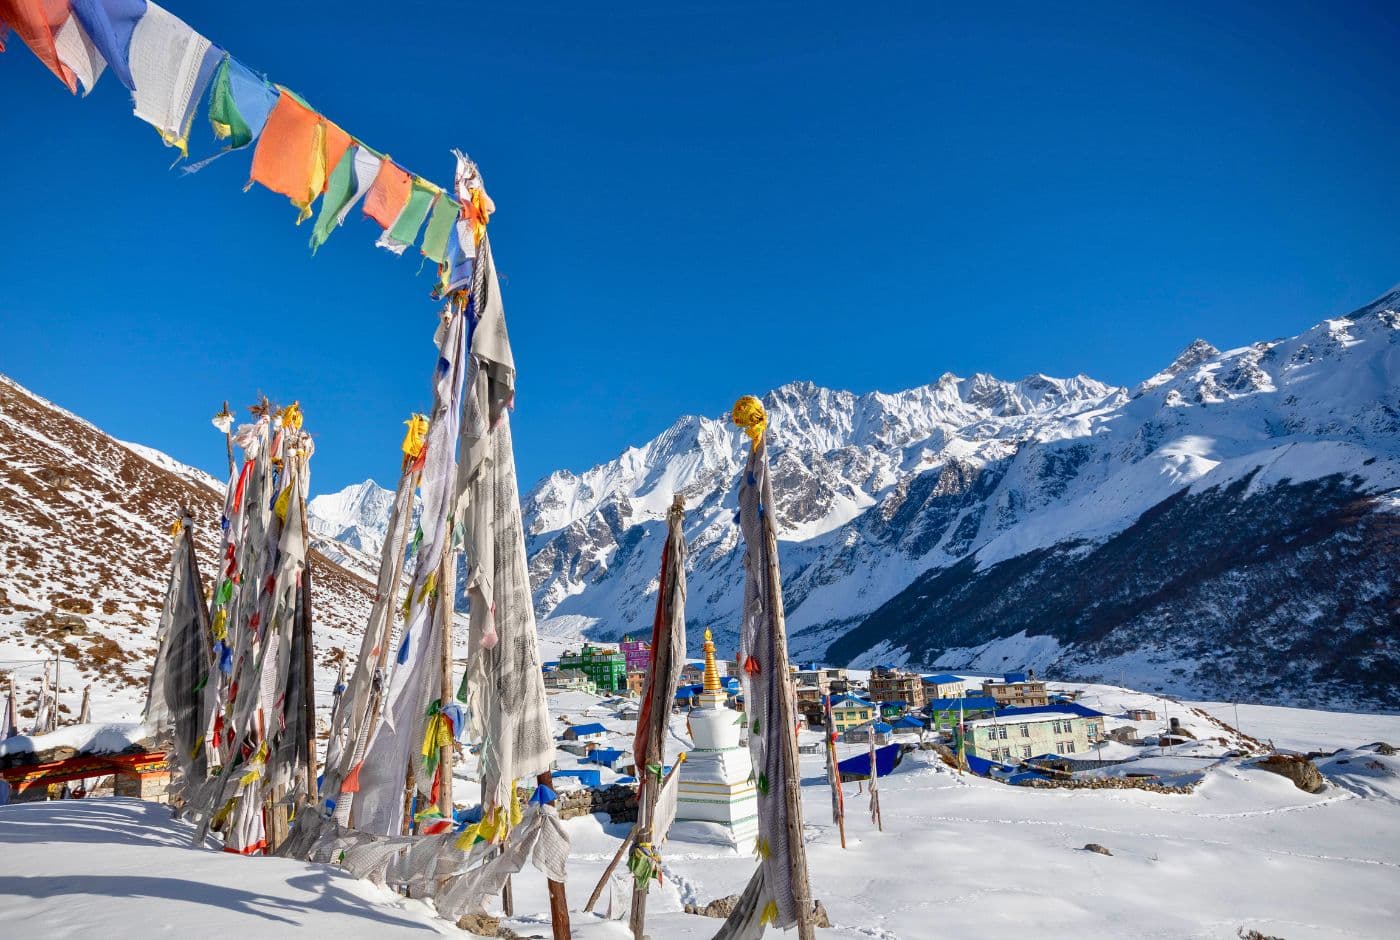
[811,900,832,928]
[1373,742,1395,756]
[1083,843,1113,856]
[686,894,741,918]
[1254,754,1326,793]
[456,913,522,938]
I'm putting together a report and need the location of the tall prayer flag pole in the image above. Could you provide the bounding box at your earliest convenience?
[629,495,688,938]
[717,395,815,940]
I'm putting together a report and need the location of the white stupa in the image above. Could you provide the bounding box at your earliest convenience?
[671,629,759,851]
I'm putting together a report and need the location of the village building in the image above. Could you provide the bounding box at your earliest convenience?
[889,714,926,737]
[921,673,966,699]
[560,721,610,745]
[844,721,894,746]
[624,669,647,698]
[961,713,1092,762]
[619,634,652,673]
[877,700,910,719]
[828,694,876,732]
[869,666,926,709]
[981,671,1050,708]
[673,631,758,850]
[559,643,627,693]
[543,668,597,694]
[924,695,998,731]
[1126,708,1158,721]
[998,702,1109,741]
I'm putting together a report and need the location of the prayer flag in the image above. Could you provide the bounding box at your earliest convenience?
[0,0,79,92]
[128,2,219,155]
[53,11,103,94]
[377,178,435,254]
[207,54,275,150]
[248,90,348,222]
[420,193,460,264]
[363,156,412,229]
[70,0,144,90]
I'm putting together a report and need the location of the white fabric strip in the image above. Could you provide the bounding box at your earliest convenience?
[54,15,105,96]
[128,2,212,141]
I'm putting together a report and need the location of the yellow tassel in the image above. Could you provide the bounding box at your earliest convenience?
[212,608,228,641]
[420,572,438,601]
[190,735,204,760]
[280,401,304,431]
[401,413,429,459]
[759,900,779,926]
[273,486,292,522]
[170,518,184,539]
[731,396,768,445]
[754,836,771,860]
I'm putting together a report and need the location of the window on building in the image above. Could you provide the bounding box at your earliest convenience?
[1021,745,1032,758]
[997,726,1008,740]
[1057,741,1072,754]
[1019,724,1030,737]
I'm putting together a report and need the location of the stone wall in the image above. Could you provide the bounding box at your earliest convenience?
[1017,776,1195,794]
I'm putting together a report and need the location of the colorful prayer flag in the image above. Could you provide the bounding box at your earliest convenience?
[70,0,145,90]
[128,2,219,155]
[0,0,80,93]
[363,156,412,229]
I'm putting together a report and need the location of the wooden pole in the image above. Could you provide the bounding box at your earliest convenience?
[627,772,651,939]
[222,401,235,476]
[757,437,816,940]
[300,559,318,803]
[537,770,572,939]
[583,829,634,913]
[436,546,455,817]
[51,655,60,732]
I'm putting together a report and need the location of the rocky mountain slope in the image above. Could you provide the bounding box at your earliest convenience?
[0,375,381,720]
[512,288,1399,708]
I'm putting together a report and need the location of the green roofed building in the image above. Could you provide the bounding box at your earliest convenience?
[559,643,627,693]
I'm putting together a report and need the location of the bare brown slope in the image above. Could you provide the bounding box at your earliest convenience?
[0,375,375,718]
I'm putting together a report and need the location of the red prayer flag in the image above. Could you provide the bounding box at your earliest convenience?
[0,0,78,93]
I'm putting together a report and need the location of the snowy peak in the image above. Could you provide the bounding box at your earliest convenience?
[307,479,405,558]
[1135,338,1222,396]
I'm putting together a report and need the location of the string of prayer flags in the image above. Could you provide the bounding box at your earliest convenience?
[70,0,144,90]
[128,2,219,156]
[0,0,80,92]
[1,0,482,272]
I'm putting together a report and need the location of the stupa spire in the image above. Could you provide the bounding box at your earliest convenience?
[702,629,721,693]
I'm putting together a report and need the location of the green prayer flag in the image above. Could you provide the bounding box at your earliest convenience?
[207,58,253,150]
[388,180,436,247]
[310,144,360,253]
[420,194,461,263]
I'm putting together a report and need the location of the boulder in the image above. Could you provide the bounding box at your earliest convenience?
[1254,754,1325,793]
[1083,843,1113,856]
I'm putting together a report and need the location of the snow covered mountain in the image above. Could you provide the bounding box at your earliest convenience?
[301,288,1399,708]
[0,375,382,720]
[515,288,1400,708]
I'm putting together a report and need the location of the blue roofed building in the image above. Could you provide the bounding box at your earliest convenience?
[997,702,1109,740]
[921,673,966,699]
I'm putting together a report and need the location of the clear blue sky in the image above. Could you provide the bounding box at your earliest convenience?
[2,1,1397,494]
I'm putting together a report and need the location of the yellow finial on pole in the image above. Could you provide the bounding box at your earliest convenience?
[702,629,722,693]
[731,396,767,445]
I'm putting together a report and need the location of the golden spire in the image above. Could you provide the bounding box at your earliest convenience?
[702,629,721,693]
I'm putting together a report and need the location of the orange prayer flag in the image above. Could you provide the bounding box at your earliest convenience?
[0,0,78,93]
[363,157,413,229]
[248,90,355,222]
[249,90,321,218]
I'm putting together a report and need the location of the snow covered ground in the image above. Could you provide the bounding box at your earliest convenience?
[3,685,1398,938]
